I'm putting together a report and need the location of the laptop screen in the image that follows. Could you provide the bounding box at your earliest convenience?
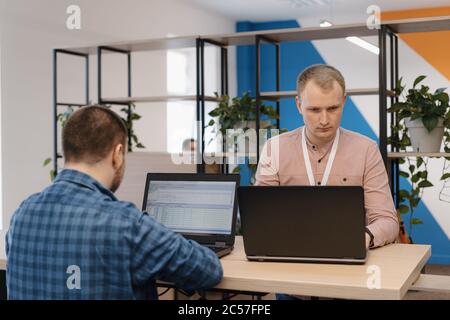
[144,180,236,235]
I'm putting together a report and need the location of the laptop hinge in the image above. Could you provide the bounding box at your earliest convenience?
[215,241,227,247]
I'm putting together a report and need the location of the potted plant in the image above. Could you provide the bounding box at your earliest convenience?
[388,75,450,242]
[206,91,287,183]
[390,75,450,152]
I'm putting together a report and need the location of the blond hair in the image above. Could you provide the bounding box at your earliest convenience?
[296,64,345,100]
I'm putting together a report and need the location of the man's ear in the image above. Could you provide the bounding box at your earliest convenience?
[295,96,303,115]
[112,144,124,170]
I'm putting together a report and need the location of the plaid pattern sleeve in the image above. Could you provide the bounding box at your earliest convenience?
[130,212,223,291]
[5,169,223,300]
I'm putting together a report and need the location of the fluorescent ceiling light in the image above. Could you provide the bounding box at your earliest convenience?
[319,20,332,28]
[345,36,380,55]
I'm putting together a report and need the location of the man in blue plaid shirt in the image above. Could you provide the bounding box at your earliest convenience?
[6,106,223,299]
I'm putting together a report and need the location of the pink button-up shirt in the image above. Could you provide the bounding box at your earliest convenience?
[255,126,399,248]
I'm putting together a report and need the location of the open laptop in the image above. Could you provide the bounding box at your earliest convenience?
[142,173,239,258]
[238,186,367,264]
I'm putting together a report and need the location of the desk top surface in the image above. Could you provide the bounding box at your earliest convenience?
[217,236,430,300]
[0,237,431,299]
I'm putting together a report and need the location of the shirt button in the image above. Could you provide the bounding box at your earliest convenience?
[318,182,321,185]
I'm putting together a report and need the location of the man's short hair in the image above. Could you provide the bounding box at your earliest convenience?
[296,64,346,99]
[62,105,128,164]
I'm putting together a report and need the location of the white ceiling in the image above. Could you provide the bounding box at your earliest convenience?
[189,0,450,25]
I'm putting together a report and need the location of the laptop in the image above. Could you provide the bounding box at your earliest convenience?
[142,173,239,258]
[238,186,367,264]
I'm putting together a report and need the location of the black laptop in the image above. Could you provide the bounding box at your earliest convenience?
[142,173,239,258]
[238,186,367,264]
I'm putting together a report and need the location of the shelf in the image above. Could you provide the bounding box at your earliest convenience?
[60,16,450,55]
[260,88,396,101]
[385,16,450,34]
[100,95,219,104]
[56,102,86,107]
[388,152,450,158]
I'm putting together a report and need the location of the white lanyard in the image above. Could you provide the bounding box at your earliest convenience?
[301,127,340,186]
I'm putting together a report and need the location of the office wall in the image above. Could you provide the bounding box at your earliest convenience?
[0,0,237,259]
[236,18,450,264]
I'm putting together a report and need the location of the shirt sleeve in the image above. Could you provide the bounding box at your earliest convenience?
[129,211,223,291]
[255,138,280,186]
[364,141,400,247]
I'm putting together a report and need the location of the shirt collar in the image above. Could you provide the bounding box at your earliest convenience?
[54,169,118,201]
[303,127,335,154]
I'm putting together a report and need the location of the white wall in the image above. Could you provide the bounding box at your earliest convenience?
[0,0,237,259]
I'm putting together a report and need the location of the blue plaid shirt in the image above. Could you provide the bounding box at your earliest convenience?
[6,169,223,300]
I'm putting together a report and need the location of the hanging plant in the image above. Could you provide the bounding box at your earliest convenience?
[388,75,450,240]
[119,103,145,152]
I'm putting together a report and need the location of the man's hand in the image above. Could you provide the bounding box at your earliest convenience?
[365,233,371,249]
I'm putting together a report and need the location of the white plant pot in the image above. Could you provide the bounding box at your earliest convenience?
[404,117,444,152]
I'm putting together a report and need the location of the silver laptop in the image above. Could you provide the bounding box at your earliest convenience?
[142,173,239,258]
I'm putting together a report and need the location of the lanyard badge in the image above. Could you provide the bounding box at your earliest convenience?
[301,127,340,186]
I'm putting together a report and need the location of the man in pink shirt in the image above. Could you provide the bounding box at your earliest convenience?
[255,64,399,249]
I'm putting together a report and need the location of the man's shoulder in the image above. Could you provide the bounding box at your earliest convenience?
[99,197,144,223]
[340,128,378,149]
[265,128,300,146]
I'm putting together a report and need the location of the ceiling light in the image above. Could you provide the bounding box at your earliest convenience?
[345,36,380,55]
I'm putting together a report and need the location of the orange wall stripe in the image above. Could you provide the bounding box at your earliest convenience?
[381,7,450,81]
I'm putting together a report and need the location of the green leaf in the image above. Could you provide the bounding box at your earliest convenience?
[399,171,409,178]
[50,170,56,182]
[409,165,415,173]
[411,174,420,183]
[435,87,447,94]
[418,180,433,188]
[207,119,215,126]
[441,173,450,180]
[43,158,52,167]
[135,143,145,149]
[399,189,409,198]
[398,204,410,214]
[420,171,428,179]
[232,167,241,173]
[130,113,141,121]
[422,116,438,132]
[413,75,426,88]
[416,157,424,168]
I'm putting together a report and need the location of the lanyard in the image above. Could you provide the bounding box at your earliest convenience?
[301,127,340,186]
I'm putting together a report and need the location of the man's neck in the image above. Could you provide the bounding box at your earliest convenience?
[64,162,111,190]
[304,127,337,149]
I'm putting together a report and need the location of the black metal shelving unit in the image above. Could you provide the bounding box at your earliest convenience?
[53,16,450,210]
[53,49,90,174]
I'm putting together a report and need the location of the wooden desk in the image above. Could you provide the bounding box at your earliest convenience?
[0,238,432,300]
[216,236,431,300]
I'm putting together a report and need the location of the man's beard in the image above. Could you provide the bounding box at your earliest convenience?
[110,162,125,193]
